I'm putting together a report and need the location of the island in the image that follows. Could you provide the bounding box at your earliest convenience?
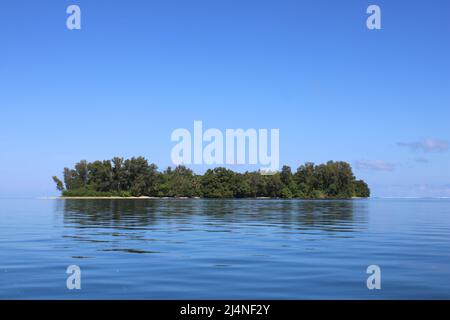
[52,157,370,199]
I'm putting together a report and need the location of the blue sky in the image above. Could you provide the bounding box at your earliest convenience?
[1,0,449,197]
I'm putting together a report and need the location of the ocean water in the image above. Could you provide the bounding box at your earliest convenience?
[0,198,449,299]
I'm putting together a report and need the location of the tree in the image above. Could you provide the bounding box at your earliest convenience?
[244,171,267,197]
[280,165,297,196]
[294,162,317,198]
[280,186,293,199]
[201,167,235,198]
[63,167,78,190]
[52,176,65,191]
[232,173,251,198]
[353,180,370,198]
[74,160,88,187]
[111,157,126,192]
[265,173,284,197]
[162,165,198,197]
[52,158,370,199]
[280,165,293,186]
[87,160,113,192]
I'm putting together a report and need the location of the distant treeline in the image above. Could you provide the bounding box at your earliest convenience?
[53,157,370,199]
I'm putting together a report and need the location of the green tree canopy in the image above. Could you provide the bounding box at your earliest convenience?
[54,157,370,199]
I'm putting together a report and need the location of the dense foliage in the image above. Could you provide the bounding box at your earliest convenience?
[53,157,370,199]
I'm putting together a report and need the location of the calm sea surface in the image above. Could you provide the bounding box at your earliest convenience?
[0,198,449,299]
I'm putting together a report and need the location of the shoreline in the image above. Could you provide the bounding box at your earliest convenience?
[43,196,367,200]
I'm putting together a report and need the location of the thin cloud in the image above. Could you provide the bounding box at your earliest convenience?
[414,157,429,163]
[373,183,450,198]
[397,139,449,153]
[355,160,396,172]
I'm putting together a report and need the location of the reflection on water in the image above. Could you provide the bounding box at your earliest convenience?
[59,199,368,236]
[3,198,450,299]
[57,200,368,260]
